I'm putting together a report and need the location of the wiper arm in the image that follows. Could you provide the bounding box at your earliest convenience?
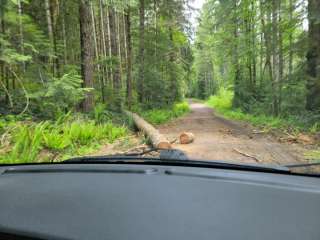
[285,162,320,169]
[64,154,290,174]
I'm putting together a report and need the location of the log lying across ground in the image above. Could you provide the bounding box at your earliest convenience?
[125,111,171,149]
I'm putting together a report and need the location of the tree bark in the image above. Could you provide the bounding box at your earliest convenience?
[125,8,133,109]
[17,0,25,72]
[272,0,279,115]
[45,0,55,75]
[79,0,95,112]
[278,0,284,112]
[233,0,241,108]
[90,2,105,102]
[125,111,171,149]
[288,0,293,84]
[138,0,145,103]
[306,0,320,111]
[108,7,122,111]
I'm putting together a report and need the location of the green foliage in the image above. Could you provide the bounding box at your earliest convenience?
[193,0,312,117]
[141,101,190,125]
[42,129,71,151]
[206,89,320,132]
[207,88,234,111]
[8,122,48,163]
[304,150,320,161]
[29,72,90,118]
[0,115,128,163]
[66,121,97,145]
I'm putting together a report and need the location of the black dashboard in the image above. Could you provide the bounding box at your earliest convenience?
[0,163,319,240]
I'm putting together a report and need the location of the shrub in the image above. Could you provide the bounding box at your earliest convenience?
[0,115,129,164]
[207,88,233,111]
[42,129,71,151]
[65,121,98,146]
[8,122,49,163]
[142,101,190,125]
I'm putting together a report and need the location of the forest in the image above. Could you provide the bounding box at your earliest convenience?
[0,0,319,163]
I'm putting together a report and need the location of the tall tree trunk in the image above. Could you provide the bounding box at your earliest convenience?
[138,0,145,103]
[278,0,284,112]
[233,0,241,108]
[288,0,293,84]
[306,0,320,111]
[79,0,95,112]
[106,6,113,88]
[45,0,57,76]
[154,0,158,57]
[272,0,279,115]
[17,0,25,72]
[116,11,123,87]
[0,3,10,106]
[108,7,122,111]
[61,4,67,65]
[99,0,107,90]
[90,2,105,102]
[125,8,133,109]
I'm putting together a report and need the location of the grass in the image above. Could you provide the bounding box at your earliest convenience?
[206,88,320,133]
[0,115,128,164]
[304,150,320,161]
[140,101,190,125]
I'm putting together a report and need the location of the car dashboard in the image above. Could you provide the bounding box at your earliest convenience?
[0,163,319,240]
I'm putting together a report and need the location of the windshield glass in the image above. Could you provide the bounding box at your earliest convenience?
[0,0,319,175]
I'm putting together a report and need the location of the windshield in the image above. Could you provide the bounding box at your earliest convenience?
[0,0,319,175]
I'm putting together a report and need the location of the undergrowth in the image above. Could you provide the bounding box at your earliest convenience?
[139,101,190,125]
[0,113,127,164]
[206,88,320,134]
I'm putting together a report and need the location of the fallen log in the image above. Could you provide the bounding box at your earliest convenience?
[125,111,171,149]
[180,132,194,144]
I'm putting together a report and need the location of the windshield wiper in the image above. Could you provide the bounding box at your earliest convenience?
[285,162,320,169]
[64,154,290,174]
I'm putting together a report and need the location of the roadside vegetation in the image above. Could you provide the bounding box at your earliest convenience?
[0,112,128,163]
[140,102,190,125]
[206,88,320,134]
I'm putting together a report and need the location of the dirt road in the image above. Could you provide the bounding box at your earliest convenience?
[158,101,308,165]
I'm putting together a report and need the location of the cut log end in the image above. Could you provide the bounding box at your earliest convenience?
[180,132,194,144]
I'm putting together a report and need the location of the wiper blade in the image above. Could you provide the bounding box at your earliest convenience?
[64,155,290,174]
[285,162,320,169]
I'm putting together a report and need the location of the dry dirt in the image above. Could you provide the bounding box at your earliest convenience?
[158,101,312,165]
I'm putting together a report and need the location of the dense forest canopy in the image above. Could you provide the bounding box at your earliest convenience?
[0,0,319,118]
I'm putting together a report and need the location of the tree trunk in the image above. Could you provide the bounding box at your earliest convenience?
[116,11,123,87]
[106,6,113,88]
[79,0,95,112]
[288,0,293,84]
[17,0,25,72]
[99,0,107,90]
[45,0,55,75]
[278,0,284,112]
[138,0,145,103]
[125,8,133,109]
[125,111,171,149]
[90,2,105,102]
[272,0,279,115]
[108,7,122,111]
[233,0,241,108]
[306,0,320,111]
